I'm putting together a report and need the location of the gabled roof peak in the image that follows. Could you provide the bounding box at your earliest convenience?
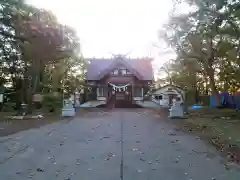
[86,57,154,81]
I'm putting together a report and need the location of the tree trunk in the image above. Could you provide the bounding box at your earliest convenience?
[169,77,173,85]
[208,72,221,107]
[204,76,209,95]
[192,74,198,103]
[26,58,41,114]
[27,71,40,114]
[223,81,229,92]
[195,87,199,104]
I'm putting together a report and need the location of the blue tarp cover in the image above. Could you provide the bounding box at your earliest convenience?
[210,93,240,109]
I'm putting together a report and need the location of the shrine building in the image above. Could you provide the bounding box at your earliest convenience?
[85,55,154,107]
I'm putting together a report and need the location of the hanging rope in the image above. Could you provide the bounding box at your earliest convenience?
[108,82,131,92]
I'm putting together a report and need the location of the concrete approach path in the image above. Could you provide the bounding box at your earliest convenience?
[0,109,240,180]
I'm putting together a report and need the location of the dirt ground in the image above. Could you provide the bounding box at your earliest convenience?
[1,107,240,167]
[1,108,239,180]
[0,109,92,137]
[0,110,66,137]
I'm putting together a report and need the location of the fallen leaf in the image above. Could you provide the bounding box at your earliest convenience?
[108,153,113,157]
[28,173,34,179]
[168,132,176,136]
[100,136,110,140]
[132,148,139,151]
[174,128,182,131]
[171,139,179,143]
[104,157,111,161]
[36,168,44,172]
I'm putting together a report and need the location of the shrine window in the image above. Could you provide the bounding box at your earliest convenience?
[120,69,127,75]
[126,69,132,74]
[111,68,132,76]
[120,69,132,75]
[154,95,163,100]
[97,87,104,96]
[112,69,119,75]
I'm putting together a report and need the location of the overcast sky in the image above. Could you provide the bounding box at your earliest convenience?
[27,0,178,72]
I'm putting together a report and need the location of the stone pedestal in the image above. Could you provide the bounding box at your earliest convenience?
[169,102,184,118]
[62,100,75,117]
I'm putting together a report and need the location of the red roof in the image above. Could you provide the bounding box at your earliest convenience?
[86,57,154,81]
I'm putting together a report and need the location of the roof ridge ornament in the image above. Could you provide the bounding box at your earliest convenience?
[109,52,131,59]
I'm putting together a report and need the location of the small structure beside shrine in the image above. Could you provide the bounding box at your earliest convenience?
[84,54,154,107]
[150,84,185,108]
